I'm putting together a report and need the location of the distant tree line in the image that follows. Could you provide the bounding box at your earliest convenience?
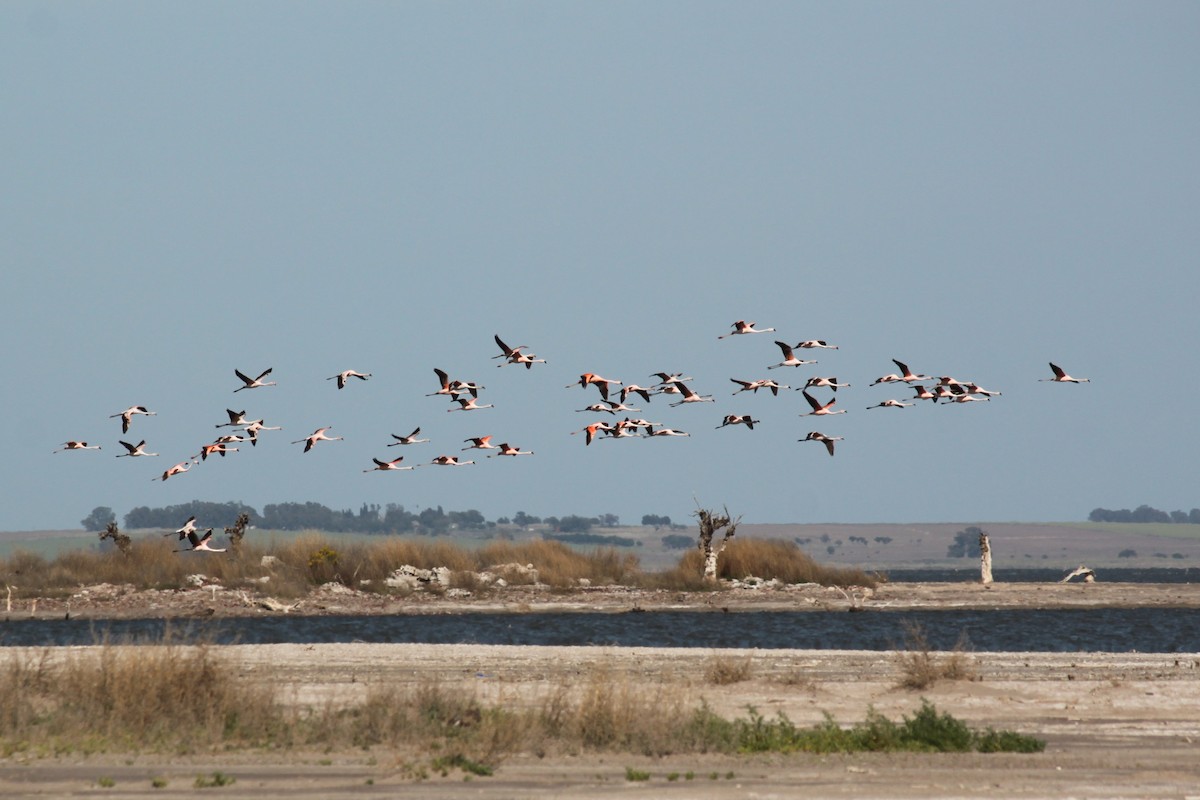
[83,501,676,536]
[1089,505,1200,524]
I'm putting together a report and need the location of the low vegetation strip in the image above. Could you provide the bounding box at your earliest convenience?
[0,534,875,600]
[0,642,1041,766]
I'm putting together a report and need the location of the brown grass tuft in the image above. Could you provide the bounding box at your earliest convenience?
[895,622,979,690]
[670,539,877,588]
[704,654,754,685]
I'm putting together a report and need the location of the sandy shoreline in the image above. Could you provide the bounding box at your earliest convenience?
[3,582,1199,798]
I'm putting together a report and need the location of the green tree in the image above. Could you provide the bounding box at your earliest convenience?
[947,526,984,558]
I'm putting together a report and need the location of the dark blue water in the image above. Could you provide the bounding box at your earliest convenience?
[3,608,1198,652]
[887,568,1199,583]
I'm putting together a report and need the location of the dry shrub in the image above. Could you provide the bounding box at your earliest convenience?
[895,622,979,690]
[0,642,282,753]
[704,654,754,685]
[476,540,638,587]
[671,538,876,588]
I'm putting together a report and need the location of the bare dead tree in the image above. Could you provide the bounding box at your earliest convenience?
[694,505,740,582]
[979,530,993,585]
[99,521,132,556]
[225,513,250,554]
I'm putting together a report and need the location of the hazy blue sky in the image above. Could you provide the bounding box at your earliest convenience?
[3,2,1198,532]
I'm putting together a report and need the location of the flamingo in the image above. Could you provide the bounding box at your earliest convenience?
[110,406,156,434]
[867,399,914,410]
[799,390,845,417]
[1041,363,1090,383]
[292,427,343,452]
[731,378,789,396]
[493,334,546,368]
[487,443,534,457]
[871,372,904,386]
[931,385,958,402]
[364,456,413,472]
[947,394,990,403]
[803,376,850,392]
[768,341,818,369]
[578,400,643,414]
[617,417,658,433]
[116,439,158,457]
[910,385,938,401]
[893,359,932,383]
[448,396,494,412]
[718,320,775,339]
[795,339,839,350]
[449,378,486,397]
[566,373,623,401]
[800,431,843,457]
[242,419,282,444]
[649,372,694,386]
[213,433,252,445]
[54,441,101,453]
[154,461,192,481]
[619,385,656,404]
[234,367,276,392]
[717,414,760,430]
[328,369,371,389]
[178,528,225,553]
[427,368,460,398]
[165,516,197,540]
[388,427,429,446]
[463,435,499,451]
[571,421,615,446]
[645,426,690,437]
[427,455,474,466]
[668,383,715,406]
[196,442,239,461]
[216,409,249,428]
[964,382,1002,397]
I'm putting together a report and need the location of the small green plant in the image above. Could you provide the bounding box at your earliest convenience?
[151,777,168,788]
[194,771,235,788]
[625,766,650,781]
[431,753,493,777]
[667,771,680,781]
[97,776,115,788]
[685,771,695,780]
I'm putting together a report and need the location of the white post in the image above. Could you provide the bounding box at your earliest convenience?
[979,532,993,585]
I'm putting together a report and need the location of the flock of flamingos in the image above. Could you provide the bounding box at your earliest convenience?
[53,322,1090,551]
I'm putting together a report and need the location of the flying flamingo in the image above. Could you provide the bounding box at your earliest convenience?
[768,341,818,369]
[449,378,486,397]
[242,419,282,444]
[731,378,789,396]
[196,442,239,461]
[154,461,192,481]
[717,414,760,430]
[493,334,546,368]
[216,409,249,428]
[946,394,990,403]
[619,385,656,404]
[718,320,775,339]
[428,368,461,398]
[292,427,343,452]
[964,382,1002,397]
[234,368,276,392]
[871,371,904,386]
[578,400,643,414]
[54,441,101,453]
[448,396,494,412]
[799,390,845,417]
[910,385,937,401]
[795,339,838,350]
[116,439,158,457]
[803,376,850,392]
[867,399,915,410]
[178,529,225,553]
[892,359,932,383]
[110,406,156,434]
[487,443,534,457]
[462,436,499,451]
[165,516,197,540]
[1041,363,1090,383]
[571,421,615,446]
[645,426,690,437]
[364,456,413,472]
[388,428,430,446]
[427,455,475,466]
[328,369,372,389]
[668,383,715,406]
[649,372,694,386]
[800,431,843,457]
[567,373,623,401]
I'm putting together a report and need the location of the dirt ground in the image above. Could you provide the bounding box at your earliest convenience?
[2,582,1199,798]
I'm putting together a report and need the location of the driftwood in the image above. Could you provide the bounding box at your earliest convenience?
[98,521,132,556]
[979,531,993,585]
[695,505,740,582]
[239,591,301,613]
[1061,565,1096,583]
[224,513,250,553]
